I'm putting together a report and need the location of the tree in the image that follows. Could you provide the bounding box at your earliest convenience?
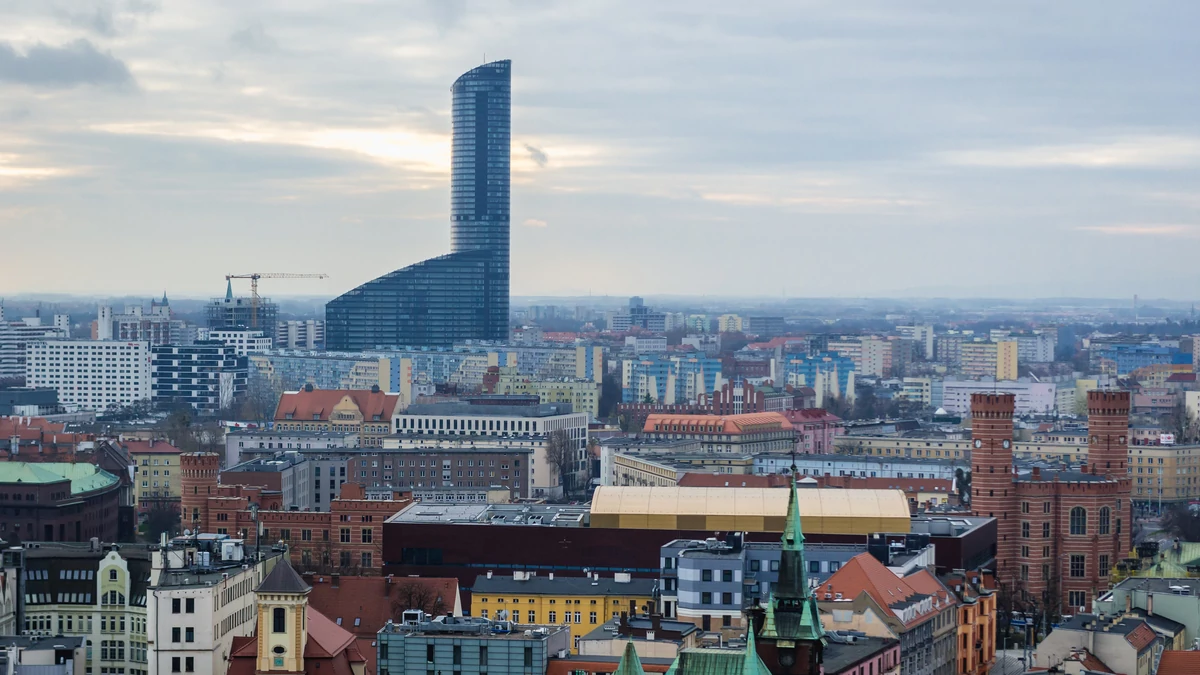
[545,429,575,499]
[389,580,448,618]
[144,505,180,541]
[1162,503,1200,541]
[641,393,655,404]
[1165,399,1199,443]
[240,376,281,422]
[598,373,622,420]
[954,468,972,503]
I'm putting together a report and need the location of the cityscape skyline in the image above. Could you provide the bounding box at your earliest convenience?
[2,2,1198,300]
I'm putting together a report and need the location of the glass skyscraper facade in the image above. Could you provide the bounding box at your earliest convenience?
[326,60,511,350]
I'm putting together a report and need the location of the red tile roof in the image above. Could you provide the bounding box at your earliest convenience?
[814,553,951,627]
[677,473,792,488]
[643,412,793,434]
[1124,621,1159,652]
[1167,373,1198,382]
[1157,651,1200,675]
[305,575,460,638]
[275,389,400,423]
[1078,651,1114,674]
[0,417,66,435]
[228,606,369,675]
[783,409,841,424]
[123,439,181,454]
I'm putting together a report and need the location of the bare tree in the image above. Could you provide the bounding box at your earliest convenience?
[545,429,574,499]
[240,376,281,423]
[389,580,448,618]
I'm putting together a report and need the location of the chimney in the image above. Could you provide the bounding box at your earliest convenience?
[1032,467,1041,480]
[1148,594,1154,616]
[149,438,155,448]
[1125,594,1132,613]
[9,436,18,455]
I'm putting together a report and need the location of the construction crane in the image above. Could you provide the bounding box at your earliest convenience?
[225,272,329,328]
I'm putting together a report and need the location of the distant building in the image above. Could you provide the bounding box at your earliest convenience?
[1033,615,1159,675]
[746,316,786,338]
[202,329,272,356]
[151,342,248,412]
[609,297,667,333]
[624,336,667,355]
[95,296,185,345]
[224,429,358,468]
[781,353,856,406]
[0,636,84,675]
[273,387,401,449]
[940,379,1056,415]
[125,439,182,521]
[275,320,325,350]
[0,309,69,381]
[716,315,743,333]
[621,355,724,404]
[960,340,1018,380]
[0,387,60,417]
[206,282,279,342]
[483,366,602,417]
[642,413,795,455]
[26,339,152,412]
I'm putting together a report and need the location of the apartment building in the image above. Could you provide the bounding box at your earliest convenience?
[960,341,1018,380]
[484,366,601,416]
[200,330,272,356]
[0,309,69,380]
[125,439,182,521]
[26,340,152,411]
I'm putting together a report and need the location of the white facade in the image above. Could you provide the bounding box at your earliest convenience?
[940,379,1057,415]
[897,325,935,359]
[148,543,274,675]
[755,454,959,480]
[0,315,69,380]
[26,340,152,411]
[275,320,325,350]
[1015,333,1057,364]
[202,330,272,356]
[624,336,667,355]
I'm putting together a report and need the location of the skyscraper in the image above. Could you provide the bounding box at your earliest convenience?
[325,60,511,349]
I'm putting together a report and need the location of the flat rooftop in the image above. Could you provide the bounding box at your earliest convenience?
[389,503,590,526]
[0,636,84,651]
[404,401,577,417]
[910,516,994,538]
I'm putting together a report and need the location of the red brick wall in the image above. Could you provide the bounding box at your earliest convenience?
[970,393,1018,573]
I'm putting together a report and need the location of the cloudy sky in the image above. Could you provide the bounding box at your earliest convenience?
[1,1,1197,300]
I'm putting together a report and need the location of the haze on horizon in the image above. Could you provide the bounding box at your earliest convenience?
[0,1,1197,300]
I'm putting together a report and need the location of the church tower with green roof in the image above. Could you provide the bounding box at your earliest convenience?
[748,476,825,674]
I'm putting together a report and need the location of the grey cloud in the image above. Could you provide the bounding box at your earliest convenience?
[54,5,118,37]
[0,40,134,88]
[125,0,159,14]
[427,0,466,34]
[524,144,548,167]
[230,23,278,53]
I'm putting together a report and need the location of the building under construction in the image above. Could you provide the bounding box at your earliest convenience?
[206,280,279,341]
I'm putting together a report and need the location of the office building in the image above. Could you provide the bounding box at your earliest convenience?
[148,536,279,675]
[377,613,570,675]
[471,572,656,652]
[275,320,325,350]
[392,396,588,498]
[25,340,151,412]
[746,316,786,338]
[151,342,248,412]
[609,297,667,333]
[3,541,153,675]
[326,60,510,349]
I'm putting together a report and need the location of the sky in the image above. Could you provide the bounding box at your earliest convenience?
[0,1,1198,300]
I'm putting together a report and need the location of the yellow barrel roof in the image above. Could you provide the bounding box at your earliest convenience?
[589,486,911,535]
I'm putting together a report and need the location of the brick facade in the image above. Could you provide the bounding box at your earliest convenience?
[969,391,1132,613]
[179,452,412,575]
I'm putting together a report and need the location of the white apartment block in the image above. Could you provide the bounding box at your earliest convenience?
[275,320,325,350]
[0,312,69,380]
[148,539,276,675]
[26,340,152,411]
[201,330,272,356]
[940,379,1057,415]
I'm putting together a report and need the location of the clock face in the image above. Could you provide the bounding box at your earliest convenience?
[1002,440,1011,449]
[973,439,983,448]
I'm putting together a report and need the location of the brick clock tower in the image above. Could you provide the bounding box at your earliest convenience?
[969,390,1131,614]
[180,452,220,534]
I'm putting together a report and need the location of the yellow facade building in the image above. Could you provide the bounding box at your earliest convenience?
[126,438,183,521]
[489,366,601,416]
[471,572,655,652]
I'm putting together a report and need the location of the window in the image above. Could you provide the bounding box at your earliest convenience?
[1020,565,1029,580]
[770,560,780,572]
[1100,555,1111,578]
[479,646,487,665]
[1021,522,1030,538]
[1070,507,1087,535]
[172,598,180,614]
[524,647,533,668]
[528,611,535,622]
[426,645,435,663]
[453,646,461,665]
[109,570,117,581]
[702,570,712,582]
[171,628,180,642]
[361,528,373,543]
[809,560,820,573]
[548,611,556,623]
[722,569,733,582]
[171,658,180,673]
[273,608,286,633]
[1021,502,1029,514]
[185,598,194,613]
[340,528,351,543]
[1099,507,1111,535]
[1021,546,1030,558]
[185,658,194,673]
[1070,555,1086,578]
[1043,502,1051,514]
[701,592,712,605]
[185,628,194,643]
[1043,523,1051,538]
[361,552,372,568]
[1068,590,1086,608]
[590,611,597,624]
[749,559,761,572]
[721,592,733,605]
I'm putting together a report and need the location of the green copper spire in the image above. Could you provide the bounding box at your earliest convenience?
[759,593,779,638]
[614,641,645,675]
[740,621,764,675]
[783,472,806,550]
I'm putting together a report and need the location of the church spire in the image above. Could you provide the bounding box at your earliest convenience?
[775,474,808,601]
[614,641,645,675]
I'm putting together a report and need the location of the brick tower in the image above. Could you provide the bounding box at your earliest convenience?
[970,393,1017,573]
[1088,390,1133,550]
[180,452,220,534]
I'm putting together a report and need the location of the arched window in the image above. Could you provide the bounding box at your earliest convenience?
[273,608,286,633]
[1099,507,1111,535]
[1070,507,1087,535]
